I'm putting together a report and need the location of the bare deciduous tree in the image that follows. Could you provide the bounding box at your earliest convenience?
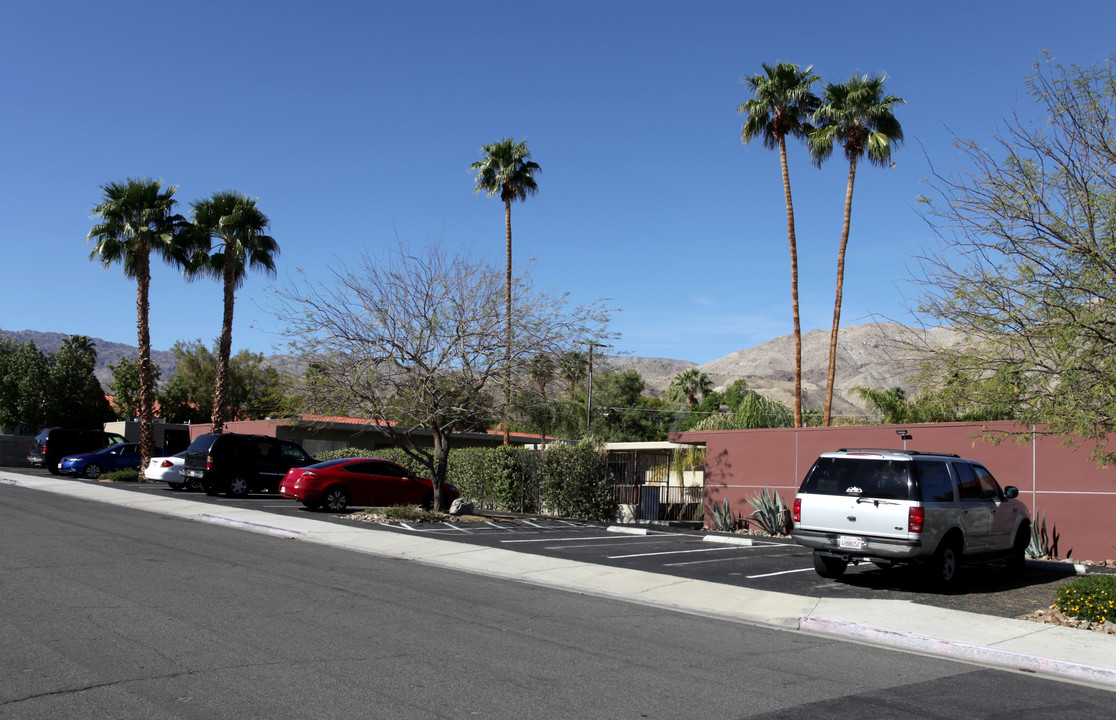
[273,243,612,510]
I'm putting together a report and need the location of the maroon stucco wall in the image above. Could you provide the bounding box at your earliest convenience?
[673,421,1116,562]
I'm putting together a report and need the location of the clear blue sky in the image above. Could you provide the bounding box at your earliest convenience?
[2,1,1113,365]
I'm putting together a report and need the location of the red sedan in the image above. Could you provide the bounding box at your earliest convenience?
[279,458,459,512]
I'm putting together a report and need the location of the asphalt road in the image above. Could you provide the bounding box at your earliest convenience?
[2,484,1114,719]
[68,474,1085,620]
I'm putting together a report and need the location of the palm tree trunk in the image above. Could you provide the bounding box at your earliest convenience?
[823,156,858,425]
[503,198,512,446]
[778,137,803,427]
[135,240,155,471]
[211,260,236,433]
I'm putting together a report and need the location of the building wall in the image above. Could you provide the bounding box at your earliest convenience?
[673,421,1116,562]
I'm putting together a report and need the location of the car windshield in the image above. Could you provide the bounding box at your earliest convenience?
[800,457,914,500]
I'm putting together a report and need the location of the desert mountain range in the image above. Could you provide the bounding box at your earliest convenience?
[2,323,958,419]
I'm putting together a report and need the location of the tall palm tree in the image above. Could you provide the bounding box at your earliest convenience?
[189,191,279,433]
[88,178,188,469]
[739,62,820,427]
[470,138,541,444]
[669,368,713,410]
[809,75,904,425]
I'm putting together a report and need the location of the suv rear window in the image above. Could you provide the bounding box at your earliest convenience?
[800,457,914,500]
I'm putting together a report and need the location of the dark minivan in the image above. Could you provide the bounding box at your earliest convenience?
[29,427,128,474]
[182,433,317,497]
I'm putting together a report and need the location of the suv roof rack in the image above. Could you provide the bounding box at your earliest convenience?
[835,448,961,458]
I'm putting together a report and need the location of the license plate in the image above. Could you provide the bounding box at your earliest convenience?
[184,469,201,478]
[837,535,864,550]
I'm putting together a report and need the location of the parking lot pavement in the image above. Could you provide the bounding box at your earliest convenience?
[4,468,1115,689]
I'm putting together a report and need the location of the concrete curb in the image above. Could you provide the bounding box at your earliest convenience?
[800,616,1116,687]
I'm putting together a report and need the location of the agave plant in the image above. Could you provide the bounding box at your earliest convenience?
[1026,512,1060,559]
[705,498,738,533]
[746,489,792,536]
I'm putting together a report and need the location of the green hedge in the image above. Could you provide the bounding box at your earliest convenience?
[316,444,614,520]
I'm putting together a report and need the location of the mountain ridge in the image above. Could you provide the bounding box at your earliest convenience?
[3,323,955,418]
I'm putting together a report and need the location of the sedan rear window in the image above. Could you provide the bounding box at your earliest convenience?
[800,457,914,500]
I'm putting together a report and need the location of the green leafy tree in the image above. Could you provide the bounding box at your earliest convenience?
[740,63,821,427]
[45,336,113,428]
[108,356,160,420]
[158,340,285,424]
[809,75,905,426]
[669,368,713,410]
[915,54,1116,464]
[188,191,279,433]
[0,339,49,431]
[471,138,541,444]
[87,178,189,469]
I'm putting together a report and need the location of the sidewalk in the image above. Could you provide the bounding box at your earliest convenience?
[4,471,1114,690]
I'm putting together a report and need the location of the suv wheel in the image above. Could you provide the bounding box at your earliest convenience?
[929,537,962,588]
[228,477,250,497]
[812,551,848,579]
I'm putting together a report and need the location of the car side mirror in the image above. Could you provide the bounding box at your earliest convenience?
[1003,486,1019,499]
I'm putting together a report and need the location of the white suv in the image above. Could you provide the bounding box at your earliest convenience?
[791,449,1030,586]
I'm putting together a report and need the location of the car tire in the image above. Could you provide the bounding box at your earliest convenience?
[813,551,848,579]
[1007,521,1030,577]
[929,537,962,588]
[48,459,60,475]
[185,477,203,492]
[227,477,250,497]
[422,491,434,511]
[83,464,103,480]
[321,487,350,512]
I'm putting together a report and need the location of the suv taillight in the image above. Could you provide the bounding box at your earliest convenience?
[908,507,924,533]
[792,498,801,523]
[206,455,214,470]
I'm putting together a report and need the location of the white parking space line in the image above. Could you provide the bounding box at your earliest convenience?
[664,551,807,568]
[484,521,515,531]
[501,535,642,544]
[606,546,745,560]
[521,520,543,528]
[442,522,472,533]
[745,568,816,579]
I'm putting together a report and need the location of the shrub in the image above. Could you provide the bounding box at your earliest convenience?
[1055,575,1116,623]
[102,469,139,482]
[538,444,613,520]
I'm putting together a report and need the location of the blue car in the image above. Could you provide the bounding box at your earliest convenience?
[58,443,162,480]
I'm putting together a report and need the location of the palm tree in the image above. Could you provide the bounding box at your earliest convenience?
[470,138,541,444]
[809,75,904,425]
[669,368,713,410]
[189,191,279,433]
[739,62,821,427]
[88,178,189,469]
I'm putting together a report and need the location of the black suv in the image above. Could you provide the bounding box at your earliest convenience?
[29,427,128,474]
[182,433,316,497]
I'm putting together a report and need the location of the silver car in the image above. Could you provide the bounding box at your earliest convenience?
[791,449,1030,586]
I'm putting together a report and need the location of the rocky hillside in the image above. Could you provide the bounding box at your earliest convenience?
[604,322,961,418]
